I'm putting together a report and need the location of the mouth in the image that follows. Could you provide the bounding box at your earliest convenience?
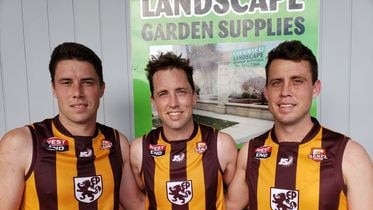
[279,103,295,108]
[70,103,88,109]
[167,111,183,119]
[168,111,183,115]
[277,103,296,113]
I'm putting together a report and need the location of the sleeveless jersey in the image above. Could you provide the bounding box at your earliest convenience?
[142,123,225,210]
[246,118,349,210]
[21,116,123,210]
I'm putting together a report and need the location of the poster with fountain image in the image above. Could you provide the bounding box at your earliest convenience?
[130,0,320,140]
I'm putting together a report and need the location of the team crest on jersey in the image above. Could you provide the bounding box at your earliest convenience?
[308,148,328,161]
[254,145,272,159]
[149,144,166,157]
[101,139,113,150]
[42,137,69,152]
[167,180,193,205]
[270,187,299,210]
[74,175,103,203]
[195,142,207,154]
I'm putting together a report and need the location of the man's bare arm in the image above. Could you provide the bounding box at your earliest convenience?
[225,142,250,210]
[343,139,373,210]
[217,131,238,185]
[0,127,32,210]
[118,133,145,210]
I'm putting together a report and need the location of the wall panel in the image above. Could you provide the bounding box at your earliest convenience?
[0,0,30,129]
[0,50,5,135]
[47,0,75,47]
[349,0,373,155]
[319,0,351,134]
[22,0,54,122]
[99,0,132,137]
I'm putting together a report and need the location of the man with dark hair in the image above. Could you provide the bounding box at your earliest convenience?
[226,40,373,210]
[0,42,143,210]
[130,52,238,209]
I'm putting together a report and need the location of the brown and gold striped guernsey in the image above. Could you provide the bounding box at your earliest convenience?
[246,117,349,210]
[142,123,225,210]
[21,116,123,210]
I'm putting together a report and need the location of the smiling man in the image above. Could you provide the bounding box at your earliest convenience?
[130,52,238,210]
[225,40,373,210]
[0,42,143,210]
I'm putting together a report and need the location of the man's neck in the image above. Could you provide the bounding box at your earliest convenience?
[274,118,314,143]
[58,116,97,137]
[162,122,195,141]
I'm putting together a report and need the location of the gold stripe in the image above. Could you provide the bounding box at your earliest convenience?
[296,128,322,209]
[215,172,225,209]
[186,127,206,209]
[53,123,79,210]
[22,173,40,209]
[338,190,348,210]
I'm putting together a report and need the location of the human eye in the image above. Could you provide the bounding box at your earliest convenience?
[269,80,281,87]
[58,79,72,86]
[292,78,304,86]
[83,80,94,86]
[82,80,95,86]
[176,89,188,96]
[156,91,168,98]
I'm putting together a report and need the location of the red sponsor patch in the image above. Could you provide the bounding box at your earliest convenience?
[43,137,69,152]
[254,145,272,159]
[149,144,166,157]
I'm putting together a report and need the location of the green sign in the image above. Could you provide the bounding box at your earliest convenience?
[131,0,320,137]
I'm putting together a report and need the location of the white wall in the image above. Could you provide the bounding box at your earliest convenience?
[0,0,134,139]
[0,0,372,157]
[319,0,373,157]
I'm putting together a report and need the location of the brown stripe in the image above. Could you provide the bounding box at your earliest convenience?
[169,139,188,210]
[32,120,58,210]
[75,136,98,210]
[108,129,123,210]
[319,128,348,210]
[26,125,37,180]
[200,125,218,210]
[143,129,159,210]
[35,152,58,210]
[274,143,298,189]
[247,131,269,210]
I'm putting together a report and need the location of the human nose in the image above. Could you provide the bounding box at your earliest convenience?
[280,81,292,96]
[72,83,83,98]
[168,92,179,108]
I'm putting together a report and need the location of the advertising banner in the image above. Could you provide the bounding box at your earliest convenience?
[130,0,319,138]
